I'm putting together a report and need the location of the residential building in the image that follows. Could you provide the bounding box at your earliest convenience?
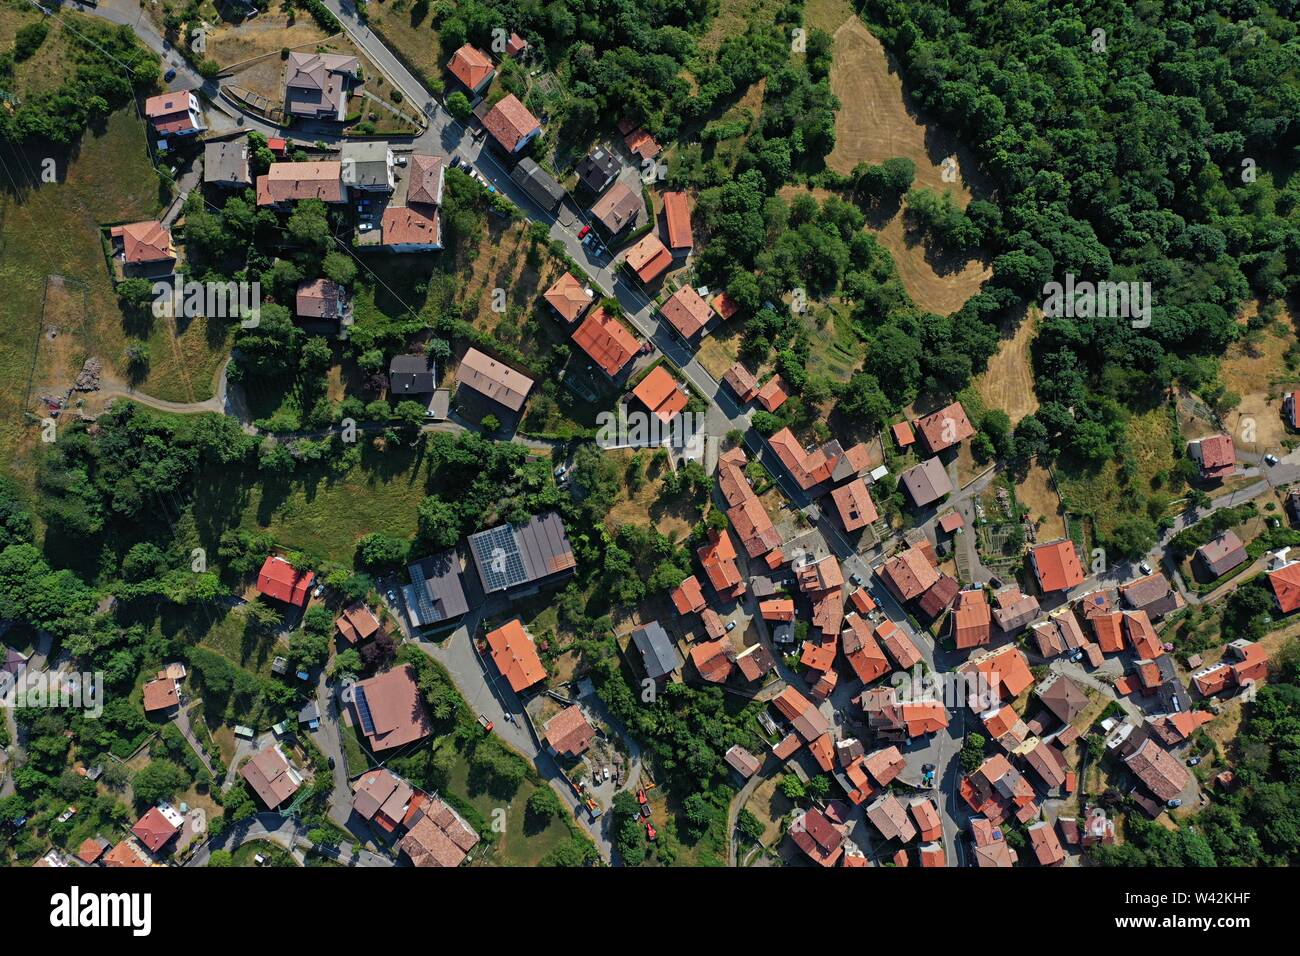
[1027,820,1065,866]
[349,664,433,751]
[296,278,350,324]
[203,138,251,187]
[691,639,735,684]
[131,805,184,855]
[662,190,693,250]
[624,232,673,283]
[576,146,620,194]
[407,154,446,205]
[110,220,175,270]
[1123,737,1190,802]
[660,285,713,342]
[1037,674,1089,724]
[144,90,205,137]
[572,307,638,378]
[399,798,479,867]
[722,362,759,402]
[590,181,642,235]
[970,818,1017,867]
[866,792,917,843]
[334,603,380,645]
[1195,530,1248,579]
[341,141,395,191]
[992,584,1040,634]
[698,527,745,600]
[1119,571,1185,619]
[142,674,180,714]
[380,204,442,251]
[725,744,762,779]
[841,615,890,685]
[772,685,830,742]
[240,743,302,810]
[403,550,470,629]
[1188,434,1236,481]
[468,511,575,597]
[255,161,345,206]
[755,375,788,412]
[670,575,707,615]
[544,704,595,758]
[899,457,953,508]
[913,401,975,454]
[768,427,841,491]
[388,354,437,396]
[788,807,845,867]
[456,347,534,414]
[951,588,992,649]
[1031,539,1085,593]
[447,44,494,94]
[482,94,542,153]
[877,542,939,603]
[510,157,565,211]
[631,621,681,681]
[351,768,414,833]
[256,555,314,607]
[631,365,689,423]
[734,643,776,683]
[283,51,358,120]
[1267,549,1300,613]
[543,271,593,324]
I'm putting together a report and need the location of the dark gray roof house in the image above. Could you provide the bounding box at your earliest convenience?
[404,549,471,628]
[468,511,576,596]
[1195,530,1248,580]
[510,157,565,211]
[576,146,620,194]
[389,355,436,395]
[631,621,681,680]
[203,138,251,188]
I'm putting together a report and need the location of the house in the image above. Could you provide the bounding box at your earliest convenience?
[961,644,1035,706]
[662,191,693,250]
[1188,434,1236,481]
[878,542,939,603]
[632,365,689,423]
[1119,572,1185,620]
[1227,638,1269,685]
[768,427,842,491]
[1286,390,1300,431]
[631,621,681,681]
[456,348,534,414]
[698,528,745,599]
[576,146,620,194]
[142,674,180,714]
[447,43,494,94]
[388,354,437,397]
[572,307,639,379]
[380,204,442,251]
[203,138,251,188]
[403,550,470,629]
[892,420,916,449]
[691,639,735,684]
[624,232,673,283]
[900,457,953,508]
[916,574,959,620]
[841,615,890,685]
[866,793,917,843]
[1123,737,1190,802]
[619,119,662,161]
[1031,608,1086,658]
[1031,539,1085,593]
[712,292,739,322]
[1027,820,1065,866]
[755,375,788,413]
[349,666,432,754]
[296,278,350,324]
[240,743,303,810]
[1148,711,1214,746]
[960,753,1037,825]
[284,51,358,120]
[351,768,414,833]
[1195,530,1248,580]
[991,584,1040,635]
[590,181,643,235]
[938,511,964,534]
[728,496,782,559]
[910,798,943,843]
[772,685,830,742]
[407,153,446,206]
[660,285,714,342]
[335,603,381,644]
[256,555,314,607]
[951,588,992,650]
[143,90,205,137]
[800,635,837,673]
[131,805,185,855]
[970,817,1017,867]
[1089,610,1126,654]
[544,704,595,758]
[399,798,480,867]
[1038,674,1089,724]
[102,841,149,868]
[671,575,707,615]
[734,643,776,683]
[110,220,175,269]
[722,362,759,402]
[341,140,395,192]
[510,157,565,211]
[982,704,1027,747]
[484,619,547,693]
[877,620,922,670]
[256,162,345,207]
[913,402,975,454]
[543,271,593,324]
[725,744,762,779]
[1124,609,1163,659]
[482,94,542,153]
[788,807,844,867]
[76,837,110,866]
[1267,549,1300,613]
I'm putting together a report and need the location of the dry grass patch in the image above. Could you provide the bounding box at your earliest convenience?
[1017,465,1066,540]
[207,12,332,70]
[696,319,746,381]
[606,449,699,541]
[974,307,1040,425]
[1217,313,1298,455]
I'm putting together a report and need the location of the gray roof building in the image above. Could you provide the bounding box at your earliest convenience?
[341,141,395,191]
[284,51,358,121]
[203,138,251,188]
[631,621,681,680]
[900,457,953,507]
[468,512,576,596]
[403,549,471,627]
[1195,530,1248,580]
[576,146,620,194]
[590,180,642,234]
[389,354,436,395]
[510,157,565,211]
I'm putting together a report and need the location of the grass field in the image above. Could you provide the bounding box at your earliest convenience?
[974,306,1040,425]
[605,448,701,542]
[206,10,331,71]
[1217,313,1298,456]
[1016,463,1066,540]
[365,0,442,83]
[0,3,76,99]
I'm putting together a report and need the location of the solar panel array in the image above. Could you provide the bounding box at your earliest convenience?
[354,686,375,735]
[407,561,440,623]
[472,524,527,592]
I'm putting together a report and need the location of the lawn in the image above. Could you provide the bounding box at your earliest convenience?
[182,604,285,680]
[232,839,300,867]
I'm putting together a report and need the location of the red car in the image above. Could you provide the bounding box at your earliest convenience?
[578,225,591,238]
[645,821,657,841]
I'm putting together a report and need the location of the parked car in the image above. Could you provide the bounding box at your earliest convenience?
[850,573,864,586]
[477,714,494,733]
[1166,799,1182,809]
[312,584,325,598]
[1265,453,1280,466]
[578,225,591,238]
[725,620,737,631]
[603,767,611,781]
[327,756,335,770]
[164,68,177,82]
[554,464,567,478]
[1139,561,1153,575]
[359,222,374,232]
[395,155,408,166]
[1187,756,1201,767]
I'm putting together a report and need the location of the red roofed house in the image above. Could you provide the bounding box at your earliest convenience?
[892,420,915,449]
[482,94,542,153]
[624,232,673,283]
[671,575,706,615]
[399,798,479,867]
[142,674,180,714]
[877,619,922,670]
[660,285,714,342]
[1027,820,1065,866]
[760,598,795,622]
[544,704,595,758]
[335,603,381,644]
[543,271,593,324]
[698,528,746,600]
[662,190,693,250]
[143,90,205,138]
[877,543,939,603]
[1031,539,1085,593]
[951,588,992,650]
[691,639,736,684]
[722,362,759,402]
[240,743,303,810]
[755,375,789,413]
[110,220,176,271]
[1267,550,1300,613]
[910,797,943,842]
[1188,434,1236,482]
[914,402,975,454]
[486,619,547,692]
[728,495,781,558]
[132,805,184,855]
[841,615,890,685]
[572,307,639,378]
[447,44,495,94]
[712,291,739,320]
[350,664,434,751]
[256,161,345,207]
[1124,610,1164,659]
[772,685,830,743]
[632,364,689,423]
[256,555,315,607]
[768,427,840,490]
[381,204,442,252]
[789,807,845,866]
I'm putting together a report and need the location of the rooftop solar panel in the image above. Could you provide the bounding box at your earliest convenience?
[354,686,375,735]
[471,524,526,592]
[407,561,440,624]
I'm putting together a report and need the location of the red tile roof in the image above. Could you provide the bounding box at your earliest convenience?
[241,743,302,809]
[660,285,713,340]
[830,479,878,532]
[712,291,739,319]
[722,362,759,401]
[662,190,693,249]
[690,639,735,683]
[632,365,689,422]
[841,615,890,685]
[132,807,180,853]
[1193,434,1236,479]
[914,402,975,453]
[482,94,541,152]
[572,307,638,377]
[1032,540,1085,593]
[878,543,940,602]
[110,220,174,264]
[448,44,494,90]
[755,375,789,412]
[486,619,546,692]
[952,588,992,649]
[759,598,795,622]
[891,421,915,447]
[1124,610,1164,659]
[670,575,706,615]
[1268,560,1300,613]
[698,528,745,598]
[768,427,839,489]
[381,204,441,248]
[335,603,381,644]
[142,677,179,712]
[543,271,592,323]
[256,555,314,607]
[351,665,433,751]
[727,495,781,558]
[625,233,673,283]
[256,161,344,205]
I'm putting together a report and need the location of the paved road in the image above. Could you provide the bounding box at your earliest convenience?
[184,811,393,867]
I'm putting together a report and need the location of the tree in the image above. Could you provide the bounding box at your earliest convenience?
[960,732,987,772]
[417,496,460,549]
[447,91,472,120]
[131,759,189,806]
[780,774,806,800]
[526,786,562,824]
[322,250,357,286]
[480,413,501,434]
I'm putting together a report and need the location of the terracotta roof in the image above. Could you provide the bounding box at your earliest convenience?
[572,307,638,377]
[760,598,795,622]
[241,744,301,809]
[661,285,713,340]
[962,644,1034,704]
[447,44,494,90]
[690,639,735,683]
[256,555,314,607]
[256,161,344,205]
[544,704,595,757]
[801,636,837,672]
[400,798,479,867]
[76,837,110,865]
[457,347,534,411]
[622,124,661,161]
[671,575,706,615]
[789,807,844,866]
[103,841,147,867]
[111,220,174,264]
[381,203,442,248]
[698,528,745,598]
[808,732,835,771]
[407,153,445,205]
[992,584,1040,634]
[878,620,922,669]
[543,271,593,323]
[1027,821,1065,865]
[662,190,693,249]
[771,731,802,760]
[1032,539,1085,593]
[728,495,781,558]
[1192,434,1236,479]
[1039,675,1089,723]
[866,792,917,843]
[952,589,992,649]
[1123,738,1191,802]
[482,94,541,152]
[734,642,776,682]
[350,664,433,751]
[918,842,947,867]
[1124,610,1164,659]
[755,375,789,412]
[1267,560,1300,613]
[1091,610,1126,653]
[797,555,844,593]
[910,798,943,842]
[1229,639,1269,685]
[982,704,1021,741]
[768,427,839,490]
[1192,662,1232,697]
[632,365,689,422]
[335,603,380,644]
[625,232,673,283]
[849,588,876,615]
[891,421,915,447]
[725,744,762,779]
[864,745,906,786]
[295,277,347,320]
[722,362,759,401]
[917,574,959,619]
[142,676,179,712]
[773,685,830,742]
[712,291,739,319]
[914,402,975,453]
[878,543,940,602]
[1024,739,1067,790]
[901,700,949,736]
[351,769,413,831]
[132,807,181,853]
[486,619,546,691]
[841,615,890,685]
